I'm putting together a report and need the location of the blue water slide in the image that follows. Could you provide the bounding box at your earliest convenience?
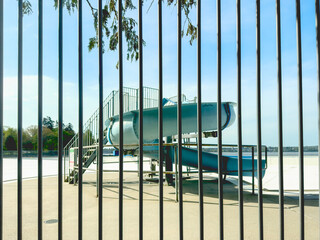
[105,102,267,177]
[141,145,266,177]
[170,147,266,177]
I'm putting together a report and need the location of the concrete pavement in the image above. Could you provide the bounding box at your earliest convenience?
[2,172,319,239]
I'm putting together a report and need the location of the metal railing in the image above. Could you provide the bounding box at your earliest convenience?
[70,143,268,204]
[63,87,158,151]
[64,86,158,183]
[63,86,158,181]
[0,0,318,240]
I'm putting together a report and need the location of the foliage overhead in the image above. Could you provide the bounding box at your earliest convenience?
[23,0,197,65]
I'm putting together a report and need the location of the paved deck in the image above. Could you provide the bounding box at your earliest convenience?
[2,172,319,239]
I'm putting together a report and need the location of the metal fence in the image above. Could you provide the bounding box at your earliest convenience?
[63,86,158,181]
[63,86,158,185]
[0,0,319,240]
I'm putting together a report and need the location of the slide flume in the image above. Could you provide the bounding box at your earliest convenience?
[105,102,266,176]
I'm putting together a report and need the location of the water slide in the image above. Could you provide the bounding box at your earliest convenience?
[105,102,266,177]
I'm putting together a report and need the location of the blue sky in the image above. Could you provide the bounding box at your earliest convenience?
[2,0,319,147]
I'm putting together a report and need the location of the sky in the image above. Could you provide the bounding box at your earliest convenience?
[2,0,319,147]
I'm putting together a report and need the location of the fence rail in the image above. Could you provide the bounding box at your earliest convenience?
[0,0,318,240]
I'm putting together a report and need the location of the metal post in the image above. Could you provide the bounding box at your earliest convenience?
[275,1,284,239]
[158,0,164,238]
[265,146,268,168]
[251,147,254,195]
[78,0,83,239]
[256,1,264,239]
[0,0,3,238]
[177,0,184,238]
[17,1,23,239]
[165,144,173,185]
[217,0,224,239]
[98,0,104,239]
[38,0,43,238]
[136,88,138,111]
[295,0,304,238]
[58,0,63,237]
[138,0,144,238]
[112,90,115,116]
[236,0,243,239]
[74,148,77,186]
[63,150,66,181]
[87,123,89,146]
[196,0,204,239]
[315,1,320,238]
[96,146,99,197]
[118,0,124,237]
[175,146,178,203]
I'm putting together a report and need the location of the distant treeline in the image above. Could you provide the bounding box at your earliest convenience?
[2,117,75,151]
[205,146,318,153]
[267,146,318,152]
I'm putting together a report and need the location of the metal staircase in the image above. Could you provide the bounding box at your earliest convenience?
[63,87,159,183]
[68,136,108,184]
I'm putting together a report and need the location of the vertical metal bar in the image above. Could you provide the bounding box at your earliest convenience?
[58,0,63,238]
[177,0,184,238]
[112,91,115,116]
[98,0,103,239]
[276,1,284,239]
[196,0,204,239]
[158,0,164,237]
[17,1,23,239]
[97,113,99,141]
[93,116,96,142]
[236,0,243,238]
[118,0,124,238]
[256,0,264,239]
[0,0,3,238]
[89,121,91,146]
[87,123,89,146]
[96,146,98,197]
[38,0,43,238]
[216,0,223,239]
[74,148,77,186]
[63,150,66,181]
[315,1,320,238]
[175,146,178,203]
[251,147,254,195]
[136,89,138,110]
[265,146,267,168]
[78,0,83,239]
[138,0,144,238]
[295,0,304,238]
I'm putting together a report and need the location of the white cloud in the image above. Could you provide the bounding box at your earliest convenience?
[3,75,83,131]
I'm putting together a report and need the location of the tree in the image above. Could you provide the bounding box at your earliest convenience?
[64,123,75,134]
[43,116,55,130]
[3,128,17,150]
[23,0,197,65]
[22,129,34,150]
[5,135,17,150]
[43,127,58,150]
[63,123,75,147]
[2,119,76,151]
[22,126,39,150]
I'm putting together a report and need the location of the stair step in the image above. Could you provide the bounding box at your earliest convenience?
[85,149,96,152]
